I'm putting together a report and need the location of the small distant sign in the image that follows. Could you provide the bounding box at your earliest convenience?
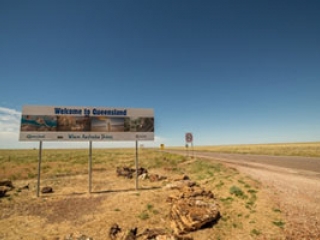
[185,132,193,143]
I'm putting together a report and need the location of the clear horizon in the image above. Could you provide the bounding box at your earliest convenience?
[1,1,319,149]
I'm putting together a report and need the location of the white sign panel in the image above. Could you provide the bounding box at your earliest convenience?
[20,105,154,141]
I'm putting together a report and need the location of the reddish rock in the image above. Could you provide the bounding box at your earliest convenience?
[0,186,10,198]
[41,186,53,194]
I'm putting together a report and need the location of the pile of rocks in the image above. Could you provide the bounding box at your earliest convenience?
[116,167,136,179]
[0,179,14,198]
[41,186,53,194]
[169,198,220,235]
[165,177,220,235]
[109,224,193,240]
[108,176,220,239]
[64,233,93,240]
[148,174,167,182]
[116,167,167,183]
[116,167,148,179]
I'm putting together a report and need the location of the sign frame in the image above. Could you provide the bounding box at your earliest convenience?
[20,105,154,197]
[185,132,193,143]
[19,105,154,142]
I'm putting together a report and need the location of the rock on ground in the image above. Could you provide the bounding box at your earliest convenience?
[41,186,53,194]
[170,199,220,235]
[0,179,14,189]
[0,186,10,198]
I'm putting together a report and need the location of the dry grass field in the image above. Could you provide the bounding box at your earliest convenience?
[175,142,320,158]
[0,148,286,239]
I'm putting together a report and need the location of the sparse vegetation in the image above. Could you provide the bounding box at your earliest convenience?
[188,142,320,157]
[0,148,285,239]
[137,211,149,220]
[215,180,225,189]
[273,220,285,228]
[220,197,234,205]
[146,203,153,211]
[273,208,281,213]
[229,186,246,199]
[251,228,261,236]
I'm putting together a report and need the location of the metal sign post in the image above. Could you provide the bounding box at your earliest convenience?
[185,133,194,158]
[135,140,139,191]
[191,141,194,158]
[37,141,42,197]
[88,141,92,193]
[185,144,189,157]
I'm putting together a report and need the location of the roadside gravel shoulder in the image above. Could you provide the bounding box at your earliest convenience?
[227,162,320,239]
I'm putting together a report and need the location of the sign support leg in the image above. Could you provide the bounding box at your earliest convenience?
[88,141,92,193]
[191,141,194,158]
[185,143,189,158]
[135,140,139,191]
[37,141,42,197]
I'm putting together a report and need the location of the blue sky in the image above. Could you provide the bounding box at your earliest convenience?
[1,0,320,149]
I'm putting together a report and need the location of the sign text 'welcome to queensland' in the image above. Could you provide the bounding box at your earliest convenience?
[54,107,127,116]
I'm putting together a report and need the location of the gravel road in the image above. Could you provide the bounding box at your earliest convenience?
[166,150,320,238]
[166,150,320,177]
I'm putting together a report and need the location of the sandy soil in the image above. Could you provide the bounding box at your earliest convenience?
[0,158,286,240]
[219,161,320,239]
[0,168,175,239]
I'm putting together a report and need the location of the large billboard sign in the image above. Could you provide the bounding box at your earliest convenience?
[19,105,154,141]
